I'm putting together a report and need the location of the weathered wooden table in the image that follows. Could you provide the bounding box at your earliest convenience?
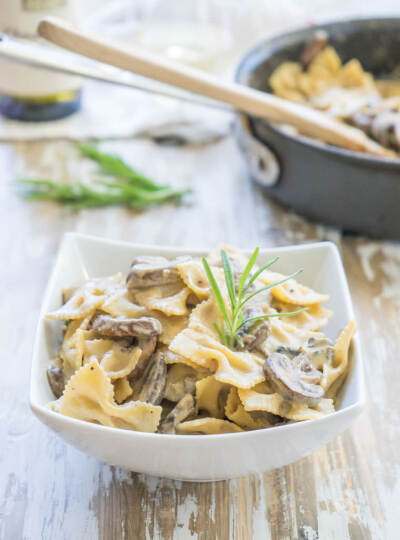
[1,135,398,539]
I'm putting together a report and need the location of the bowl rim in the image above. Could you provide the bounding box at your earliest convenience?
[235,15,400,168]
[30,232,364,442]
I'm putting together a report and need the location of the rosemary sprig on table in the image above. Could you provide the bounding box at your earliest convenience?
[202,247,308,349]
[78,143,163,192]
[17,144,191,209]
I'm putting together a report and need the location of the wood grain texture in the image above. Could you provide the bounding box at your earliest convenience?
[0,136,398,539]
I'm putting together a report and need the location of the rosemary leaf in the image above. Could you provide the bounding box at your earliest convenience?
[202,257,231,331]
[221,250,236,312]
[237,308,309,330]
[238,268,304,310]
[100,181,188,202]
[202,248,310,350]
[243,256,280,294]
[213,322,227,346]
[78,143,164,191]
[237,247,259,299]
[17,149,191,211]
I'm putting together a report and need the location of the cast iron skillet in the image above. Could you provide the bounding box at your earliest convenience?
[235,18,400,239]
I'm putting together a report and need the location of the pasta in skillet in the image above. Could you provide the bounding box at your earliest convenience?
[269,33,400,153]
[45,245,356,435]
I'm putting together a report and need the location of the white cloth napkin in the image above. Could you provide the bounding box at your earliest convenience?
[0,79,233,144]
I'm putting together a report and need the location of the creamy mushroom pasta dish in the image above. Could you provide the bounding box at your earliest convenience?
[270,31,400,153]
[46,245,356,435]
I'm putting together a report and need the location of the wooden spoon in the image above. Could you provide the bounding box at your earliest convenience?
[38,16,391,157]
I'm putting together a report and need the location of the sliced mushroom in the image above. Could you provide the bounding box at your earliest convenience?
[300,30,328,68]
[250,410,284,426]
[159,394,196,434]
[302,336,333,370]
[135,351,167,405]
[47,364,65,398]
[159,399,176,421]
[276,346,301,358]
[263,352,324,406]
[164,364,198,402]
[127,255,191,290]
[92,314,162,337]
[295,353,323,384]
[242,321,269,351]
[237,308,269,351]
[370,111,400,151]
[128,335,158,382]
[218,385,231,415]
[348,100,400,151]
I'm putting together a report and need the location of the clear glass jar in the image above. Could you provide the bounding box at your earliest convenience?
[88,0,248,73]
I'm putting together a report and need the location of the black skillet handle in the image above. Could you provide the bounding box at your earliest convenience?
[235,114,281,188]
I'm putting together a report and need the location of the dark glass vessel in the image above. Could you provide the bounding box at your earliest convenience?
[0,88,81,121]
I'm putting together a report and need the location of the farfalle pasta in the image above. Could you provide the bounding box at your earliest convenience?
[45,246,356,435]
[269,38,400,153]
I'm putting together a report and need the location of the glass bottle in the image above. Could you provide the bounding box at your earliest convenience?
[0,0,82,121]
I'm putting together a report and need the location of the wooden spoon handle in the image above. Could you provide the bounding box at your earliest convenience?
[38,16,390,157]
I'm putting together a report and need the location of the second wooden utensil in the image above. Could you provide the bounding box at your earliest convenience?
[38,16,390,157]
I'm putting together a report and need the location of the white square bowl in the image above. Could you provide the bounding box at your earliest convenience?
[30,233,364,481]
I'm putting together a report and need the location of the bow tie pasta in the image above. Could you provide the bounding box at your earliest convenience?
[45,246,356,435]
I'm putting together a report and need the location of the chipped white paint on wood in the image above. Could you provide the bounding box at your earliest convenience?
[1,136,399,539]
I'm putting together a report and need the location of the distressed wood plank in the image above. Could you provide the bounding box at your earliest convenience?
[0,137,398,539]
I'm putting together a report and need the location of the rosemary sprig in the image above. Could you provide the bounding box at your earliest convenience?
[17,178,187,209]
[17,144,191,209]
[77,143,164,192]
[202,248,308,349]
